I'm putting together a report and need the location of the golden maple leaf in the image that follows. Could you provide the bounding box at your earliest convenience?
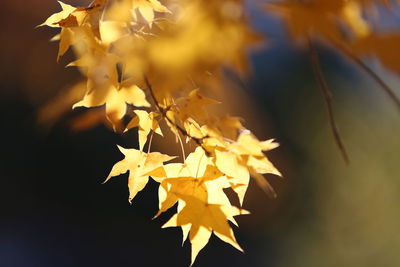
[163,194,248,265]
[104,146,175,202]
[126,110,163,150]
[73,79,150,131]
[131,0,171,25]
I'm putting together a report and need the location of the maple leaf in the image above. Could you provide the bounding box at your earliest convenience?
[38,1,76,28]
[175,89,220,122]
[53,20,102,61]
[126,110,163,150]
[73,79,150,131]
[147,147,243,260]
[154,176,209,218]
[38,1,79,60]
[104,145,175,202]
[131,0,171,25]
[73,2,108,39]
[163,194,248,265]
[210,115,244,141]
[232,131,280,157]
[214,132,281,203]
[148,148,222,217]
[39,1,107,60]
[69,50,120,90]
[215,148,249,182]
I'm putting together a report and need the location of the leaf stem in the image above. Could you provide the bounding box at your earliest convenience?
[147,130,155,154]
[176,132,187,161]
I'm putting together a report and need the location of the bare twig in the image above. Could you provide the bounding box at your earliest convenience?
[307,38,350,165]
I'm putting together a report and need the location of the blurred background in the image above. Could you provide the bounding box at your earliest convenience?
[1,0,400,266]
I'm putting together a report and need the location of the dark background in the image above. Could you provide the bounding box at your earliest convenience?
[1,1,400,266]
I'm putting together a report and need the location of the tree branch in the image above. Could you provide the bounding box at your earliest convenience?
[307,38,350,165]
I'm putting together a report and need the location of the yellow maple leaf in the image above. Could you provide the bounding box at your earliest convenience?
[163,194,248,265]
[175,89,220,122]
[215,148,249,181]
[131,0,171,25]
[104,145,175,202]
[150,165,224,217]
[38,1,76,28]
[68,50,120,90]
[125,110,163,150]
[158,173,239,229]
[214,132,281,202]
[73,79,150,131]
[211,115,244,141]
[38,1,79,60]
[39,1,107,59]
[232,131,279,157]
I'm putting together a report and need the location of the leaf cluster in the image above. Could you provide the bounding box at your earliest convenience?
[39,0,400,265]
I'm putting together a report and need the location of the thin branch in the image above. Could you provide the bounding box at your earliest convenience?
[307,38,350,165]
[330,38,400,110]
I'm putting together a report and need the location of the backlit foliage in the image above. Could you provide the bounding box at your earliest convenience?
[39,0,400,265]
